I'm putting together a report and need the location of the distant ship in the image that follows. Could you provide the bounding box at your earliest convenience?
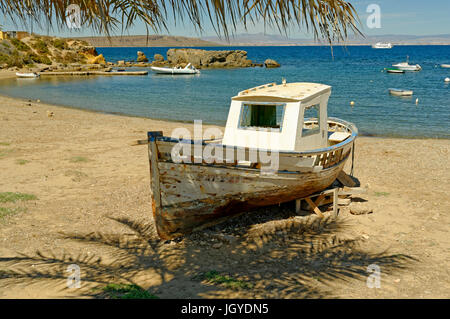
[372,42,394,49]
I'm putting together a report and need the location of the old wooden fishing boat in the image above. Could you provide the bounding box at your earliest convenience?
[145,82,358,239]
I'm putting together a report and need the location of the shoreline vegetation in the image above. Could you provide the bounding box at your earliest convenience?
[0,92,449,298]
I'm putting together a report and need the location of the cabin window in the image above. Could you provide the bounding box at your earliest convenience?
[239,104,285,130]
[302,104,321,136]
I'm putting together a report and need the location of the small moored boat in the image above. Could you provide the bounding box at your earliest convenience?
[372,42,393,49]
[144,82,358,239]
[389,88,413,96]
[441,64,450,69]
[392,56,421,71]
[150,63,200,75]
[386,68,405,74]
[16,72,40,78]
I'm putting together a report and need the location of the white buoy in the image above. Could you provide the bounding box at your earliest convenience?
[445,77,450,83]
[350,101,355,107]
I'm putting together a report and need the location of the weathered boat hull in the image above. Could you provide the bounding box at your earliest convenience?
[154,160,346,239]
[147,118,357,239]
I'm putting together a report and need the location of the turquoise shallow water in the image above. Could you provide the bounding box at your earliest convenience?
[0,45,449,138]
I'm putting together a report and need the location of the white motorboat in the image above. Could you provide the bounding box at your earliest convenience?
[392,56,421,71]
[150,63,200,75]
[441,64,450,69]
[16,72,40,78]
[389,88,413,96]
[372,42,393,49]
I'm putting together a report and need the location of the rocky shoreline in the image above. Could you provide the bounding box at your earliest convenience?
[108,48,280,70]
[1,34,280,75]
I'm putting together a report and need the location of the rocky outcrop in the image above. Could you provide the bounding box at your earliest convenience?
[136,51,148,62]
[264,59,280,68]
[86,53,106,64]
[77,45,99,57]
[153,53,164,62]
[166,49,254,68]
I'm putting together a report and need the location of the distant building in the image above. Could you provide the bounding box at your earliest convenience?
[0,31,30,40]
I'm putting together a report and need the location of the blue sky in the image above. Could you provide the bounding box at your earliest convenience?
[1,0,449,38]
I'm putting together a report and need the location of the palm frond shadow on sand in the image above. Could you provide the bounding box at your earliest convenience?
[0,205,415,298]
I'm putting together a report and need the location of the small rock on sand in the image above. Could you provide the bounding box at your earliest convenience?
[349,202,373,215]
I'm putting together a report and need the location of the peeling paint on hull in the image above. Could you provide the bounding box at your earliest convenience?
[156,161,345,239]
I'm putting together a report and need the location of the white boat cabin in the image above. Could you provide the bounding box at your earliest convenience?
[222,82,332,152]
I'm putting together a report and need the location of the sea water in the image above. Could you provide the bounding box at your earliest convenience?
[0,45,449,138]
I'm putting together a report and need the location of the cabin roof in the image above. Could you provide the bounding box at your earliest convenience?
[232,82,331,103]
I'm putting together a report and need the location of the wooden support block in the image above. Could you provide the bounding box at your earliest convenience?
[338,198,351,206]
[305,197,325,218]
[337,170,357,187]
[338,186,367,196]
[303,196,332,210]
[333,188,338,217]
[295,199,301,214]
[314,193,327,206]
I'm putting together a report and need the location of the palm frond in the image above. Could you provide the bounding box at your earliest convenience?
[0,0,362,42]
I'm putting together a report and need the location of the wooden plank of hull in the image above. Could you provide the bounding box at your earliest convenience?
[156,140,352,173]
[154,160,346,239]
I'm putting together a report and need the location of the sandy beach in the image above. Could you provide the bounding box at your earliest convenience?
[0,92,449,299]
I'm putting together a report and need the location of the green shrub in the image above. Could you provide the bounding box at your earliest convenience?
[0,51,24,68]
[0,207,27,219]
[0,53,9,64]
[10,38,31,52]
[31,39,49,54]
[52,38,68,50]
[25,52,52,65]
[102,284,158,299]
[199,270,253,290]
[62,51,84,64]
[0,192,37,203]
